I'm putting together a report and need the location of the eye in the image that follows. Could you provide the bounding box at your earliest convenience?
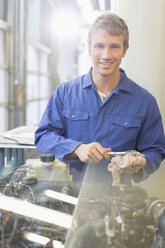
[111,44,120,49]
[94,43,104,48]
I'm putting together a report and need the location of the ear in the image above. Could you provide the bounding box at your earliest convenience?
[122,48,127,58]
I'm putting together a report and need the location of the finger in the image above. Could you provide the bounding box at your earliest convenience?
[88,152,101,163]
[96,144,110,160]
[105,148,112,160]
[105,148,112,152]
[131,155,146,167]
[91,147,103,161]
[122,155,146,173]
[134,152,145,158]
[138,153,145,158]
[137,156,146,166]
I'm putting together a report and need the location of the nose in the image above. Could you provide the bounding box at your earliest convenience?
[102,47,112,60]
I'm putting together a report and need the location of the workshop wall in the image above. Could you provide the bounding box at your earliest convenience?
[117,0,165,199]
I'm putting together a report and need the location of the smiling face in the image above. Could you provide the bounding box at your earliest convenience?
[89,28,126,81]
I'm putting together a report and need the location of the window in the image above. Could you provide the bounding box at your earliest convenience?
[26,40,52,126]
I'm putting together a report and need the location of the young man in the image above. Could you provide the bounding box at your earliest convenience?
[35,12,165,184]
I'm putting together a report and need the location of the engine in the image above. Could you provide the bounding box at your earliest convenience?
[65,183,165,248]
[0,157,165,248]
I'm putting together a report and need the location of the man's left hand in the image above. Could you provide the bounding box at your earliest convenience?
[107,152,146,185]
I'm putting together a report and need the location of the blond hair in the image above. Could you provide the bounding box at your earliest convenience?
[88,12,129,51]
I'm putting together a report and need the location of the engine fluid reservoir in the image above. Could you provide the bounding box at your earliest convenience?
[25,153,72,181]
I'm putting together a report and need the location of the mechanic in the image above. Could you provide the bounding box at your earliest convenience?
[35,12,165,184]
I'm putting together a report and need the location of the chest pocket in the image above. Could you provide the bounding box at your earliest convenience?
[110,116,141,128]
[109,116,141,148]
[63,109,89,141]
[63,109,89,121]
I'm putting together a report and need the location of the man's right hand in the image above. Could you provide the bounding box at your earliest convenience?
[73,142,111,163]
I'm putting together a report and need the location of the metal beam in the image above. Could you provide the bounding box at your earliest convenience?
[13,0,27,127]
